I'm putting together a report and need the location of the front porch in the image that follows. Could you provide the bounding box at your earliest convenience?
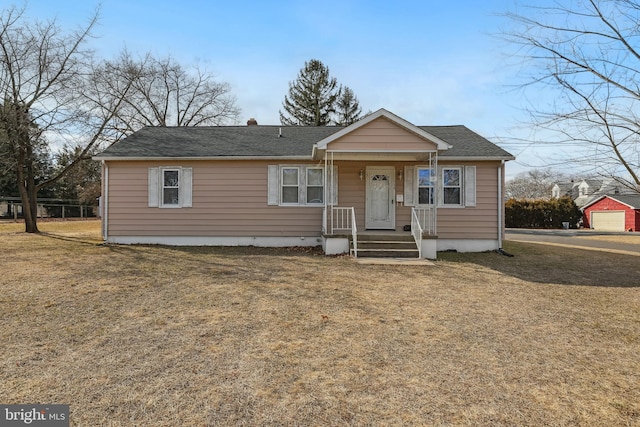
[322,206,438,259]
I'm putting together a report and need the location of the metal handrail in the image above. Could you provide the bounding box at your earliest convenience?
[412,206,436,236]
[350,207,358,258]
[411,208,423,259]
[324,206,358,257]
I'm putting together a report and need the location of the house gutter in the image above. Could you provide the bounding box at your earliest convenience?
[102,161,109,241]
[438,155,516,161]
[92,155,314,161]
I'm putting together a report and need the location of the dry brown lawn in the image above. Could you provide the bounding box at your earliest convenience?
[580,234,640,245]
[1,220,639,426]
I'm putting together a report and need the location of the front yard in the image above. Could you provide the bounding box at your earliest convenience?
[1,220,639,425]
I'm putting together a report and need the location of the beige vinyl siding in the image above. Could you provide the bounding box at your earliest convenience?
[106,159,501,240]
[436,162,499,239]
[328,117,439,151]
[332,161,499,239]
[106,161,323,237]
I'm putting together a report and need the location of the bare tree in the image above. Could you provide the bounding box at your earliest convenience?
[504,0,640,194]
[105,51,240,132]
[506,168,568,199]
[0,6,133,232]
[0,6,240,233]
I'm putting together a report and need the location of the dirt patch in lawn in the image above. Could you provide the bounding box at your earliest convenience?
[1,222,639,425]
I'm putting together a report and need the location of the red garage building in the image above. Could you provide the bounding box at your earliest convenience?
[582,195,640,232]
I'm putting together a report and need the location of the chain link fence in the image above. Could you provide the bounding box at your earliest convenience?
[0,197,98,220]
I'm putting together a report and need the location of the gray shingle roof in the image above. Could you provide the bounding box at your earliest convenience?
[605,194,640,209]
[95,124,514,160]
[419,126,514,159]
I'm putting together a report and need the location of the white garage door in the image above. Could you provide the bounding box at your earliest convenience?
[591,211,625,231]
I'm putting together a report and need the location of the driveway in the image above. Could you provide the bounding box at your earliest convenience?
[505,229,640,256]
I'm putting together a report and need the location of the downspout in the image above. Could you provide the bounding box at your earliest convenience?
[103,161,109,241]
[497,160,504,248]
[323,153,327,234]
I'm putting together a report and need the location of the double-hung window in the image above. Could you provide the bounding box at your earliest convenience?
[162,169,180,207]
[281,167,299,204]
[405,165,475,208]
[148,167,193,208]
[306,168,324,204]
[417,167,434,205]
[442,168,462,205]
[267,164,336,206]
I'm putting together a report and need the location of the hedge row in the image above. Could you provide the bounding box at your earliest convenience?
[505,196,582,229]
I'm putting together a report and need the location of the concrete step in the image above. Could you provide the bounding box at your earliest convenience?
[357,241,417,250]
[351,235,419,258]
[354,248,420,258]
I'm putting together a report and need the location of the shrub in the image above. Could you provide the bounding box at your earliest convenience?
[505,196,582,228]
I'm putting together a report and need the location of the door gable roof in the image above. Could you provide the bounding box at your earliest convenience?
[315,108,452,151]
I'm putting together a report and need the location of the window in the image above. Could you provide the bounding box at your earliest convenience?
[281,167,299,204]
[148,167,192,209]
[417,168,434,205]
[162,169,180,206]
[443,168,461,205]
[306,168,324,204]
[268,165,335,206]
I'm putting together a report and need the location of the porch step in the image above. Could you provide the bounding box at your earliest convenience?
[351,234,419,258]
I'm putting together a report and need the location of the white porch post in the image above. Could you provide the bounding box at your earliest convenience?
[323,152,334,234]
[433,152,438,235]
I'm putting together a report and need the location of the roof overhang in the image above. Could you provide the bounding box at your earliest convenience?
[581,194,640,210]
[318,151,438,161]
[315,108,452,151]
[92,155,314,162]
[438,155,516,161]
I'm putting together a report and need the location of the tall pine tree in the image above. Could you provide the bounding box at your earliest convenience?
[279,59,340,126]
[334,86,362,126]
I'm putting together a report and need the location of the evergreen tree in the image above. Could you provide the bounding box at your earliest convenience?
[334,86,362,126]
[279,59,340,126]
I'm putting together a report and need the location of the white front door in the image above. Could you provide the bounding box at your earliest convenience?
[365,166,396,229]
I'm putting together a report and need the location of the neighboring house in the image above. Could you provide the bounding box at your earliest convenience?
[94,109,515,259]
[582,195,640,232]
[551,182,576,200]
[552,178,634,208]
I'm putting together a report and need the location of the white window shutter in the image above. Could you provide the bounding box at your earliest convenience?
[330,165,339,205]
[267,165,279,205]
[181,167,193,208]
[148,167,159,207]
[404,166,415,206]
[465,165,476,207]
[437,166,444,206]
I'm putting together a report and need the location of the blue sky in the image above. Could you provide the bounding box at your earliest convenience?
[19,0,546,177]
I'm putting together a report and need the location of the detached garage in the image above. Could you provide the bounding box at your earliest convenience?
[582,195,640,232]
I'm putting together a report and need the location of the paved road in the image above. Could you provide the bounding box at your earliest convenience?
[505,229,640,256]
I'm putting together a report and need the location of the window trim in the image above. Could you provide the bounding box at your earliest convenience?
[160,167,181,208]
[280,167,300,205]
[148,166,192,209]
[306,167,324,205]
[416,166,435,207]
[442,167,463,206]
[269,164,332,207]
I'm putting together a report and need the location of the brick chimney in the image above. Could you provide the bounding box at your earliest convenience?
[247,118,258,126]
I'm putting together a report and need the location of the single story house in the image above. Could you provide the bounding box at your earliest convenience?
[581,194,640,232]
[94,109,515,258]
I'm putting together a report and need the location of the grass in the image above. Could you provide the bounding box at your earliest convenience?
[1,220,639,426]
